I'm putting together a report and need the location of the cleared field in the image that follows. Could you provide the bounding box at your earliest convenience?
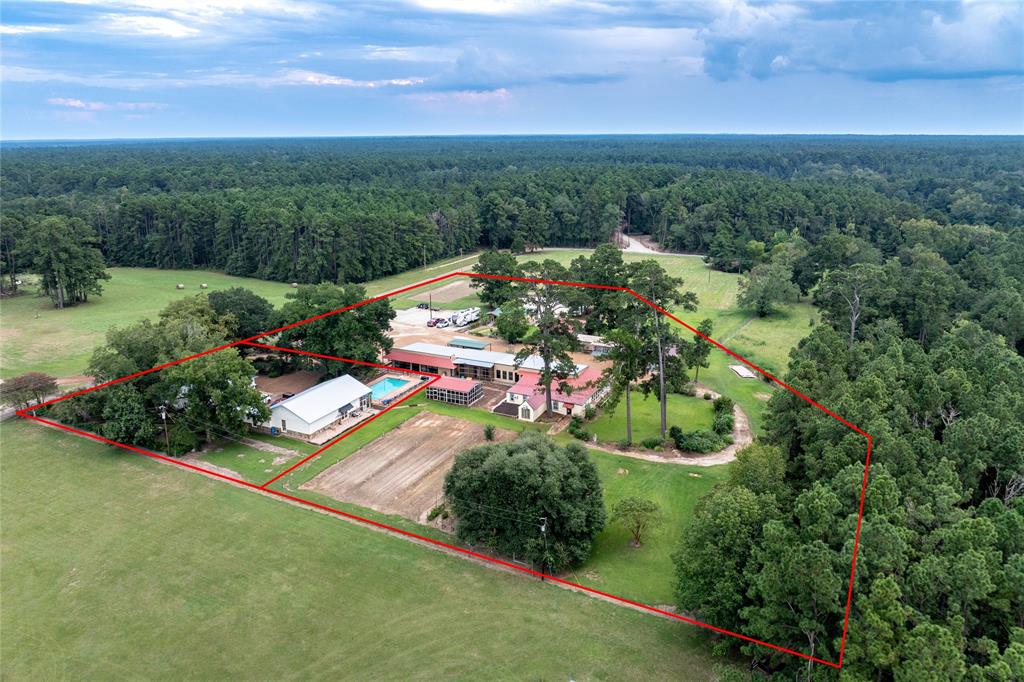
[301,412,516,522]
[410,278,477,303]
[1,420,732,680]
[0,268,294,379]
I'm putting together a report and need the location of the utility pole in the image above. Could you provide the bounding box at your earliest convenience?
[159,405,169,453]
[539,516,548,582]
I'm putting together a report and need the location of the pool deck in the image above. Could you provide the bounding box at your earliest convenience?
[368,373,425,406]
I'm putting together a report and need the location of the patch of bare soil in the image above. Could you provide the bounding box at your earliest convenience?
[753,392,772,401]
[300,412,516,522]
[180,453,243,480]
[411,279,477,303]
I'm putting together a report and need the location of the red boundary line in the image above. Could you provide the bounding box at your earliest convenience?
[16,270,873,670]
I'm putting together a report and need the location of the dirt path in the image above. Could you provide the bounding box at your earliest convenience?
[574,383,753,467]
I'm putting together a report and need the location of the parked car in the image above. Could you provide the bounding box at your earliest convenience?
[436,319,451,328]
[416,302,429,309]
[427,317,444,327]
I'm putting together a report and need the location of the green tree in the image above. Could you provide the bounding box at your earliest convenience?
[19,216,110,309]
[495,299,530,344]
[277,283,395,378]
[814,262,894,347]
[611,496,663,547]
[689,318,714,383]
[736,261,799,317]
[208,287,274,340]
[100,385,157,446]
[470,250,522,309]
[627,259,698,439]
[444,432,605,572]
[515,260,581,417]
[601,323,652,445]
[159,349,270,446]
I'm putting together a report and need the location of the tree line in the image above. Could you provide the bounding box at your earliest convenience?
[2,137,1021,300]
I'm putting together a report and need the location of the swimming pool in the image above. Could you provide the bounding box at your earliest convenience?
[371,376,411,400]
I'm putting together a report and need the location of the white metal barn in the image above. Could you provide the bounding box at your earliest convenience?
[264,375,372,438]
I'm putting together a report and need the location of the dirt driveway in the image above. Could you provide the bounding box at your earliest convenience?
[300,412,516,522]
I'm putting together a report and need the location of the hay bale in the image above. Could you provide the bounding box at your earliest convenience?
[200,283,208,289]
[176,283,185,290]
[291,282,299,288]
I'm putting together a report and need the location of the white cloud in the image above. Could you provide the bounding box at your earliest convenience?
[103,14,201,38]
[282,69,424,88]
[47,97,167,110]
[0,24,66,35]
[406,87,512,104]
[363,45,460,63]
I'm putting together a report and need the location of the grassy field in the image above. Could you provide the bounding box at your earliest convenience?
[2,420,736,680]
[590,392,716,445]
[581,450,729,604]
[0,269,295,379]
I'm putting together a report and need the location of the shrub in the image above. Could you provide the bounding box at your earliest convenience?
[668,425,726,453]
[444,432,605,571]
[680,382,698,397]
[713,412,735,435]
[483,424,496,441]
[584,405,597,420]
[568,417,591,441]
[712,395,734,416]
[641,437,663,450]
[427,504,446,521]
[618,437,632,449]
[703,392,713,400]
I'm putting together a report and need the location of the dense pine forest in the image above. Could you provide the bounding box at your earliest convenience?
[2,136,1022,287]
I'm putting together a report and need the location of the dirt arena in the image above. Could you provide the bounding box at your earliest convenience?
[300,412,516,523]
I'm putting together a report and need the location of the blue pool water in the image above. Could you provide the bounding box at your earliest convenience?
[371,377,410,400]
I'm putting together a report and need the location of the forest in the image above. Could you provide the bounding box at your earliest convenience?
[1,136,1021,289]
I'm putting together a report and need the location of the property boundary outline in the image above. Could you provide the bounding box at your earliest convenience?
[17,270,874,670]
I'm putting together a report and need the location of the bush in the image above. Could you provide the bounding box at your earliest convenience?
[641,437,663,449]
[713,411,735,435]
[568,417,591,441]
[483,424,495,441]
[584,405,597,420]
[668,425,727,453]
[427,504,446,521]
[703,392,713,400]
[444,432,606,571]
[618,437,632,449]
[712,395,734,415]
[680,382,698,397]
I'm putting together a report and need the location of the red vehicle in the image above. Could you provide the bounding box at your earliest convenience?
[427,317,445,327]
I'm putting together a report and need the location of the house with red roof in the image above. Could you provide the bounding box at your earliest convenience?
[504,365,608,422]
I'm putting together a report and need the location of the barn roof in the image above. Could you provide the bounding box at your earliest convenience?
[272,374,371,423]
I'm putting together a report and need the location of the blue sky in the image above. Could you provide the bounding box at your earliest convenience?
[1,0,1022,139]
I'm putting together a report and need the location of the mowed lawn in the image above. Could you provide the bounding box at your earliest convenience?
[1,420,732,680]
[582,452,729,604]
[590,392,716,445]
[0,269,295,379]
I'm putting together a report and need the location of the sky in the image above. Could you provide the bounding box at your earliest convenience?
[1,0,1022,139]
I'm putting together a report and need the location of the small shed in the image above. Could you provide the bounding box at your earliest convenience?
[426,376,483,406]
[448,337,489,351]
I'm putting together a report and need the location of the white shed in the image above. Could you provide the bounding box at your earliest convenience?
[264,375,371,438]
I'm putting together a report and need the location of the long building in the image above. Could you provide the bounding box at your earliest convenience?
[386,342,586,384]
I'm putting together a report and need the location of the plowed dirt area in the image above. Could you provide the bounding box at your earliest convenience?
[300,412,516,522]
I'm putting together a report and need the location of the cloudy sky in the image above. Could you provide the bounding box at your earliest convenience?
[1,0,1021,139]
